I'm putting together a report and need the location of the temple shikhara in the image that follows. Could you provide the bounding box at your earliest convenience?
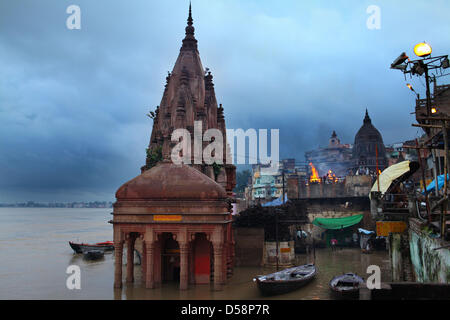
[112,5,236,291]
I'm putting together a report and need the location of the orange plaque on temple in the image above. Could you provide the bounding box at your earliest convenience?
[153,215,182,222]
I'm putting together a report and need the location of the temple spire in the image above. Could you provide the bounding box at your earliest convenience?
[188,2,193,26]
[182,2,197,50]
[364,109,371,124]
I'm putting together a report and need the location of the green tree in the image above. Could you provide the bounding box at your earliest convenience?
[144,145,163,171]
[235,169,251,192]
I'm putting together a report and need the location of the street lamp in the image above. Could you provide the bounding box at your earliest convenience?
[390,42,449,117]
[406,83,419,99]
[391,52,409,70]
[414,42,432,58]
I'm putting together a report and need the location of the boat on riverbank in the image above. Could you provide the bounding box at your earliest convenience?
[69,241,114,254]
[329,273,364,299]
[253,264,317,296]
[82,248,105,260]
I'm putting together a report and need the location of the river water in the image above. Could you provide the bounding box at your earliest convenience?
[0,208,391,300]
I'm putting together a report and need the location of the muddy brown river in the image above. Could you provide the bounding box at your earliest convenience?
[0,208,391,299]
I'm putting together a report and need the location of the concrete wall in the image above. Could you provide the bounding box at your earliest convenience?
[298,175,373,199]
[408,219,450,284]
[233,227,264,267]
[389,233,414,282]
[263,241,295,267]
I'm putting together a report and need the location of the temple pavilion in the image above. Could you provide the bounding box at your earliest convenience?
[112,5,236,291]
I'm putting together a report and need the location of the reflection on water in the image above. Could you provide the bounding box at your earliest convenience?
[0,208,391,300]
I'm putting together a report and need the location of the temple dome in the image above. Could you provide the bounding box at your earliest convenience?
[116,161,227,200]
[352,110,387,171]
[354,111,383,143]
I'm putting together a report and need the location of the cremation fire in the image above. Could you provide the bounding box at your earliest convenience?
[309,163,321,183]
[326,169,339,183]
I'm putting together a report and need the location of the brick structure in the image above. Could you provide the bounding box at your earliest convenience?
[112,5,235,291]
[142,4,235,196]
[113,162,234,291]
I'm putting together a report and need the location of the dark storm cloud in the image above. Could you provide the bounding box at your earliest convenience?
[0,0,449,201]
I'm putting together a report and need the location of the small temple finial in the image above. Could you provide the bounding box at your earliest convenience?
[188,1,192,26]
[182,1,197,49]
[364,108,371,124]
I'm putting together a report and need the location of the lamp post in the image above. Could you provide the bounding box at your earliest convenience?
[391,42,449,117]
[391,43,449,238]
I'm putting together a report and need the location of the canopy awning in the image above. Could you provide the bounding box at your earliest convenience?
[369,161,420,199]
[312,214,363,230]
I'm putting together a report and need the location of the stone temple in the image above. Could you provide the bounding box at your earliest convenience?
[112,5,236,291]
[351,110,387,174]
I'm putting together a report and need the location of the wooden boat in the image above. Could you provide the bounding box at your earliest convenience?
[69,241,114,254]
[82,248,105,260]
[329,273,364,299]
[253,264,317,296]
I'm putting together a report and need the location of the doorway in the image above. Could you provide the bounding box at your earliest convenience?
[161,233,180,282]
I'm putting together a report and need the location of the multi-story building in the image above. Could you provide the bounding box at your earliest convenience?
[247,159,306,204]
[305,131,353,178]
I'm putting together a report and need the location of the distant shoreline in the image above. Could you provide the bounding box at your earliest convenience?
[0,201,113,209]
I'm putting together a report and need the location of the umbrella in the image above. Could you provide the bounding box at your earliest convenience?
[369,161,419,199]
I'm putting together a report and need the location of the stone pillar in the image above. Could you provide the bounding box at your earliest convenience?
[154,241,162,286]
[179,241,189,290]
[145,240,155,289]
[213,242,224,291]
[126,234,136,283]
[114,240,124,289]
[188,242,195,284]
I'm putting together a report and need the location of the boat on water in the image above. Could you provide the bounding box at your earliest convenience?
[69,241,114,254]
[82,247,105,260]
[253,264,317,296]
[329,273,364,299]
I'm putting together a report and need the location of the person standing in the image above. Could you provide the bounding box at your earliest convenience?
[331,238,338,251]
[353,232,359,247]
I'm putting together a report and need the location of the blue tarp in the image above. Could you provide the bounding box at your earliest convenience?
[422,174,450,194]
[358,228,375,235]
[262,194,288,207]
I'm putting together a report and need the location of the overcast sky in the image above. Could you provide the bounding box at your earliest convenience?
[1,0,449,202]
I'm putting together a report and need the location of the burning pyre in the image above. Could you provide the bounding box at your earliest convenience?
[309,163,321,183]
[309,163,340,184]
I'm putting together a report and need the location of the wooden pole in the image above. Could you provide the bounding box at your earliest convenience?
[432,149,439,197]
[376,145,380,192]
[275,208,279,271]
[442,120,448,239]
[416,139,431,223]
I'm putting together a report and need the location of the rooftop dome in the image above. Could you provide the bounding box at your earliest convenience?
[116,161,227,201]
[354,109,384,144]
